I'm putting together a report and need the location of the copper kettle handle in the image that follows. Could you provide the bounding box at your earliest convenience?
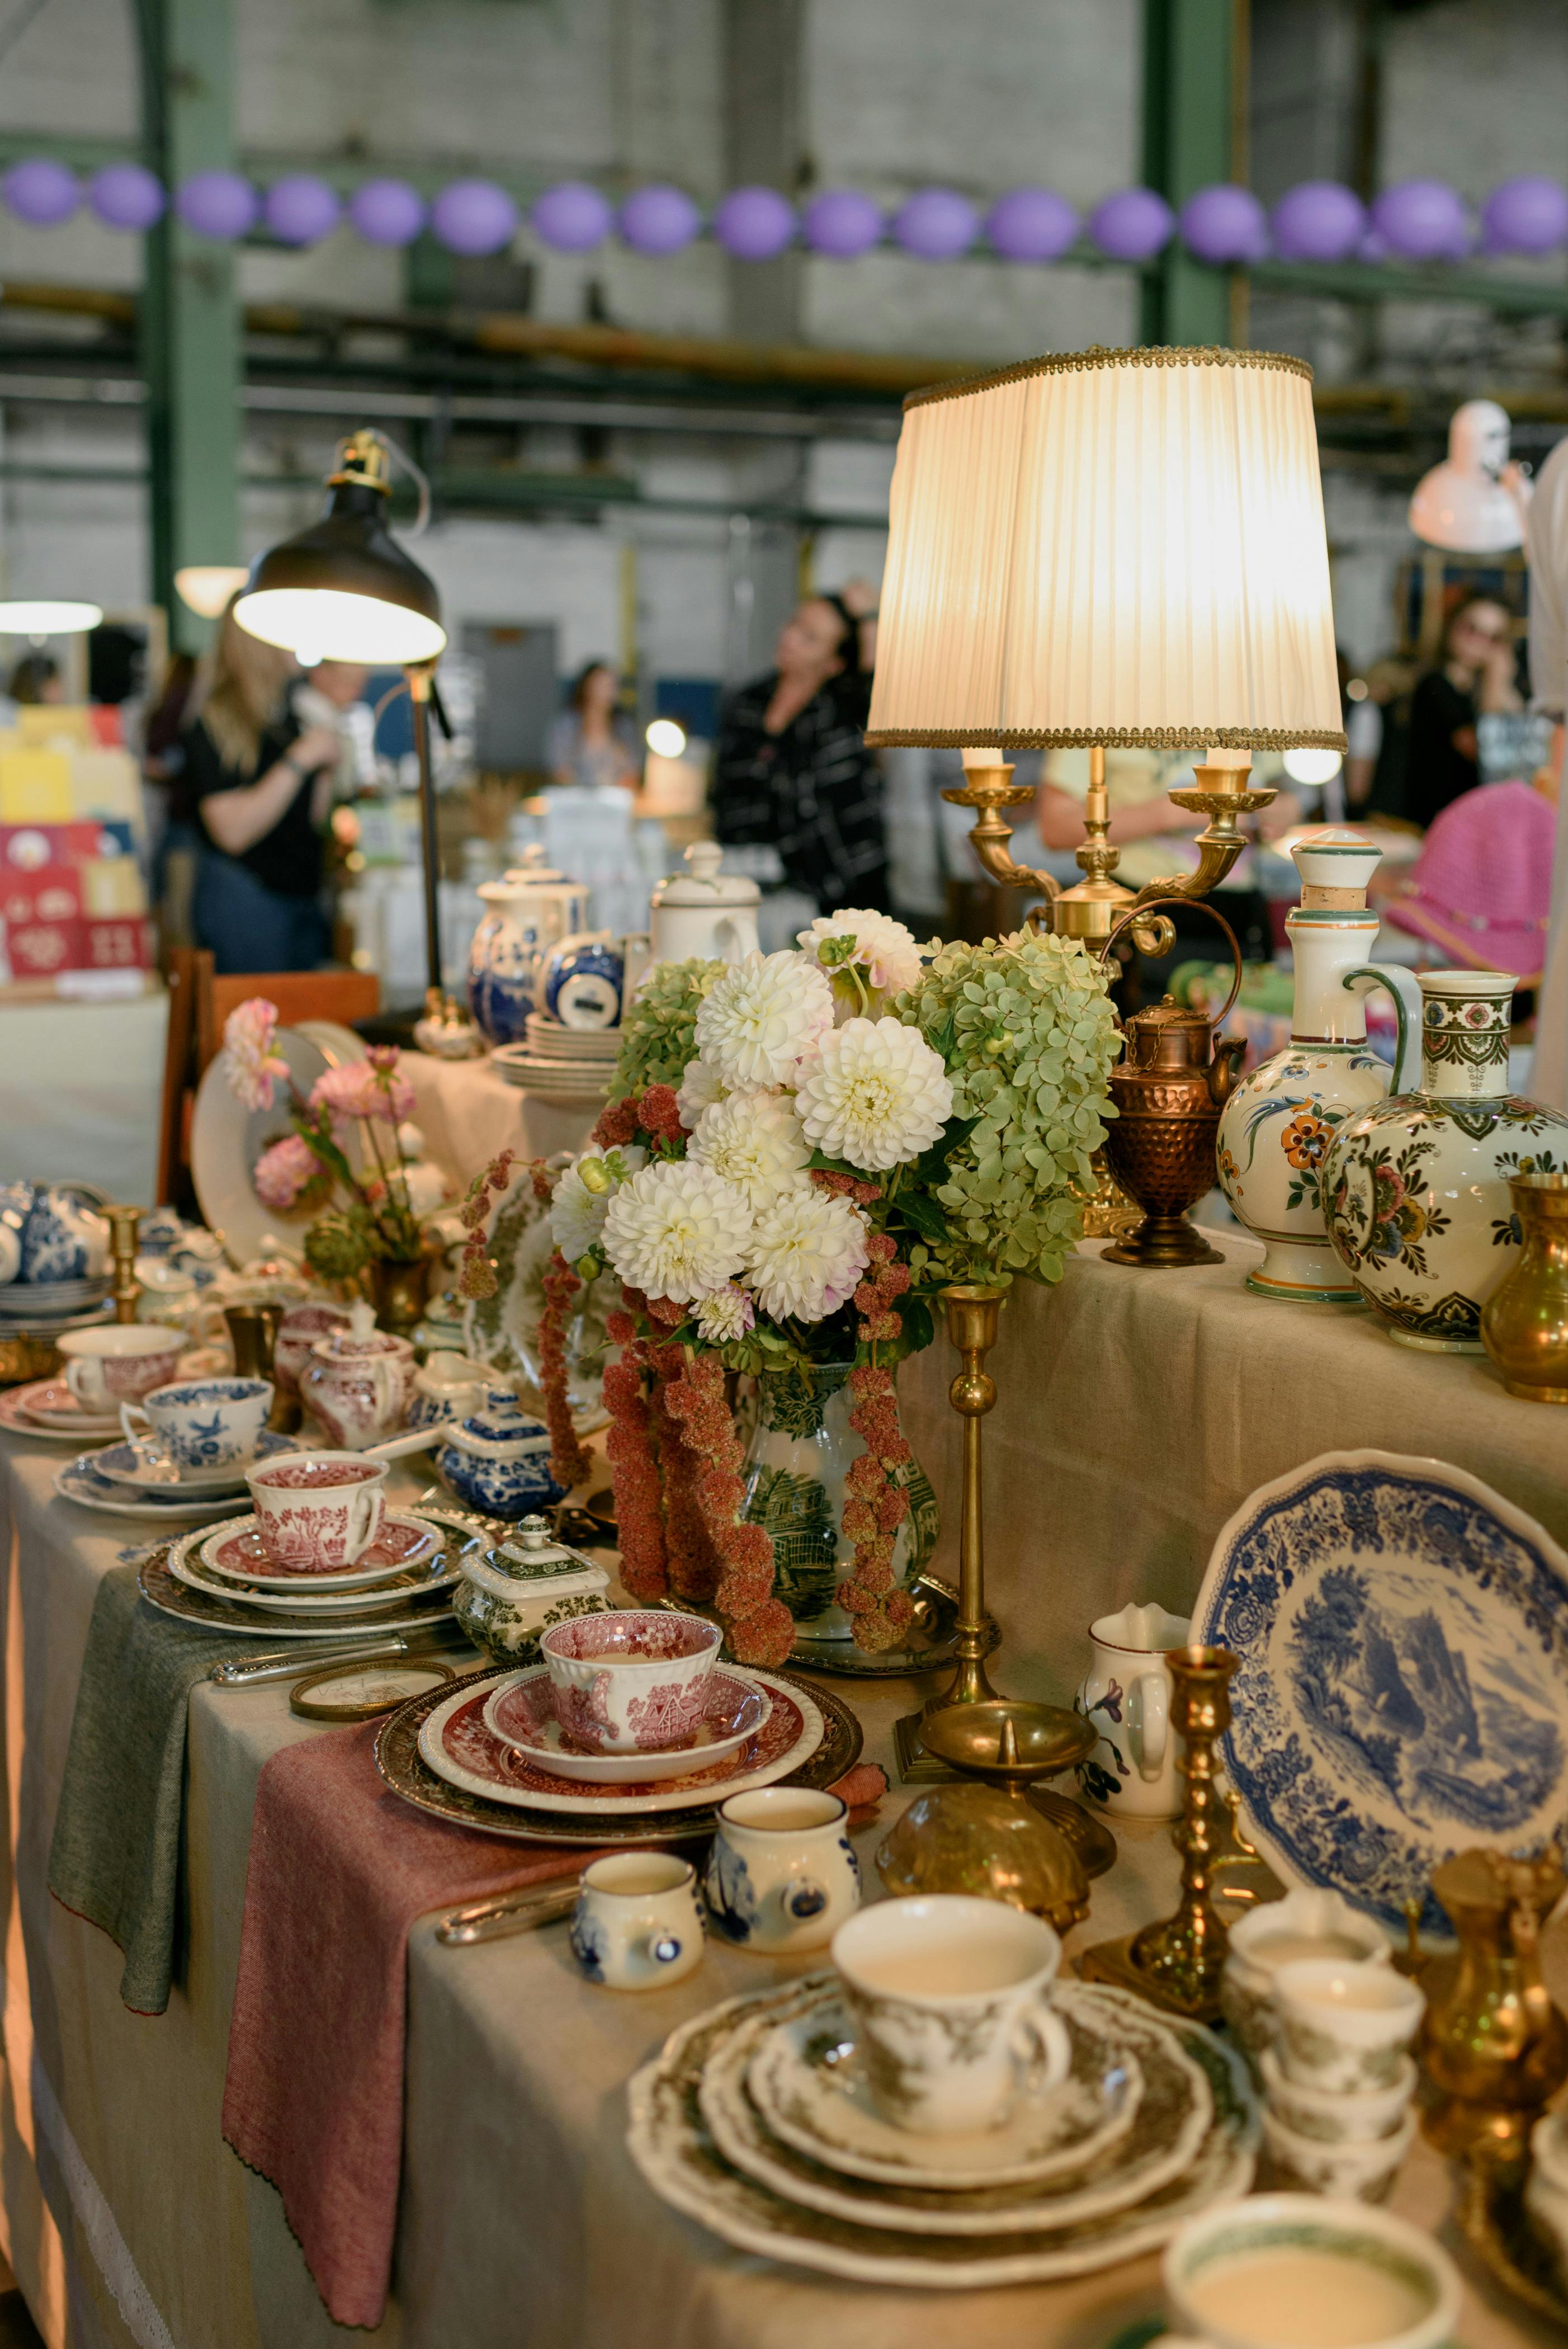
[1095,895,1244,1031]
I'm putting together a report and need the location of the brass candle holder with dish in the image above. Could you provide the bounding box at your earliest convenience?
[1079,1645,1239,2021]
[878,1706,1100,1932]
[106,1204,141,1324]
[894,1287,1092,1809]
[1418,1843,1568,2159]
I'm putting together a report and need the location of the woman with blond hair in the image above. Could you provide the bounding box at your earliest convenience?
[184,597,341,971]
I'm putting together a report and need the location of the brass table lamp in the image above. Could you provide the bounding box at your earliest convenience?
[864,344,1346,947]
[1079,1644,1239,2020]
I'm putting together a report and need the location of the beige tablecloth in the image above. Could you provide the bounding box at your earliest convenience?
[0,1232,1564,2348]
[402,1051,600,1188]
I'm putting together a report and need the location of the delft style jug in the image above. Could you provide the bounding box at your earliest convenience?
[1217,831,1421,1301]
[467,847,589,1045]
[1321,969,1568,1351]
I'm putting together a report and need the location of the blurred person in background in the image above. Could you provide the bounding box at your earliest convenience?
[712,592,888,915]
[550,659,637,791]
[185,597,340,973]
[7,650,62,706]
[1345,657,1418,819]
[1405,595,1520,831]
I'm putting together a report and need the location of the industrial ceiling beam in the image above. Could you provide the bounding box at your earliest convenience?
[1139,0,1238,345]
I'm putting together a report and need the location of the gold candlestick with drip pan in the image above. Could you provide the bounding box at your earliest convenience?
[893,1287,1116,1882]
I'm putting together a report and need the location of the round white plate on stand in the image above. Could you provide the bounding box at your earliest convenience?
[190,1020,367,1270]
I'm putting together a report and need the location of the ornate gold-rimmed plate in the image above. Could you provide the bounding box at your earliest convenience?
[420,1667,820,1815]
[375,1661,862,1848]
[743,1975,1172,2194]
[706,1979,1220,2235]
[626,1982,1257,2287]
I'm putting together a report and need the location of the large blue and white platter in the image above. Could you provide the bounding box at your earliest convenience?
[1192,1450,1568,1938]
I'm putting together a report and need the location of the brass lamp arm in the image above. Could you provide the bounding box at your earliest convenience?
[940,772,1061,905]
[1128,773,1279,912]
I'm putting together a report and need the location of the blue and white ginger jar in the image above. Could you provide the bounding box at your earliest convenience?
[467,851,588,1046]
[434,1386,569,1520]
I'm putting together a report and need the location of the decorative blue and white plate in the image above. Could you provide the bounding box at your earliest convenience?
[1192,1450,1568,1937]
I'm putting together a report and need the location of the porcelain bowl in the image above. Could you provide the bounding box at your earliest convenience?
[539,1608,723,1754]
[1260,2103,1415,2204]
[1259,2045,1417,2145]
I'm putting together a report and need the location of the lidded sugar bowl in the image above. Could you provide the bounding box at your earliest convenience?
[451,1511,611,1662]
[433,1385,569,1520]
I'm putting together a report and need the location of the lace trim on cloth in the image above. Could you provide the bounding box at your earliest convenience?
[903,343,1314,412]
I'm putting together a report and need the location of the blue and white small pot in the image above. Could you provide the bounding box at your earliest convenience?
[703,1787,859,1953]
[542,932,624,1030]
[20,1186,109,1284]
[569,1853,703,1990]
[119,1376,273,1471]
[433,1386,568,1520]
[467,862,589,1046]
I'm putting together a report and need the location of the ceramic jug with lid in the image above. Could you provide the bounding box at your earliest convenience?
[467,846,589,1044]
[1217,831,1422,1301]
[297,1299,415,1449]
[648,842,761,966]
[1321,968,1568,1350]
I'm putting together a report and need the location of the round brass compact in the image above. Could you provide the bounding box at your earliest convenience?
[917,1701,1116,1880]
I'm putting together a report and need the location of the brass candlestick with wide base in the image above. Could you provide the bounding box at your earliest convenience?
[893,1289,1116,1882]
[918,1704,1116,1880]
[1079,1645,1239,2020]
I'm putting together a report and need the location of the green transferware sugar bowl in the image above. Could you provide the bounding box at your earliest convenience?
[451,1511,611,1663]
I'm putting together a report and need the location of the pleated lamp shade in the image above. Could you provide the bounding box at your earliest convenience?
[866,345,1345,753]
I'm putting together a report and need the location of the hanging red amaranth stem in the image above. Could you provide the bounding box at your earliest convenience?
[537,1249,592,1490]
[663,1350,792,1666]
[603,1303,668,1598]
[454,1147,521,1300]
[647,1342,721,1604]
[835,1234,918,1654]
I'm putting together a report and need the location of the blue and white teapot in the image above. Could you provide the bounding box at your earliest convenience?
[467,848,589,1046]
[4,1182,110,1284]
[433,1385,569,1520]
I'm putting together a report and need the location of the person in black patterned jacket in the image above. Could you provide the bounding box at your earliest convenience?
[711,593,889,915]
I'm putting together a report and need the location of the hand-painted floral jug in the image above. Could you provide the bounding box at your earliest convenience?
[1216,831,1421,1300]
[467,846,589,1045]
[1321,969,1568,1350]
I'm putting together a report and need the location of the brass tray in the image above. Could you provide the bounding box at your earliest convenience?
[1457,2157,1568,2328]
[374,1661,863,1849]
[654,1572,999,1682]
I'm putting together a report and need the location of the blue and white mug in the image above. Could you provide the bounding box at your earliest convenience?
[569,1853,703,1990]
[542,932,625,1030]
[120,1376,273,1472]
[703,1787,859,1953]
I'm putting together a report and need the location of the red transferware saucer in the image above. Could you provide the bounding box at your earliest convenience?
[200,1512,440,1592]
[483,1665,772,1785]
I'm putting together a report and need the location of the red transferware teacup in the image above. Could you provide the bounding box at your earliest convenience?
[245,1450,389,1572]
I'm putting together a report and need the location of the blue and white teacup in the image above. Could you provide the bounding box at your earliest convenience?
[542,932,624,1030]
[120,1376,273,1473]
[569,1853,703,1990]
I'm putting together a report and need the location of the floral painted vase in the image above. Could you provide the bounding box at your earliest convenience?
[738,1362,937,1641]
[466,851,588,1046]
[1216,832,1421,1301]
[1321,969,1568,1350]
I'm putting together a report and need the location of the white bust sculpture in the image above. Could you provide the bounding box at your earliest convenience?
[1409,399,1533,553]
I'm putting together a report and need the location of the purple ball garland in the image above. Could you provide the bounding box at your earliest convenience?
[713,185,795,260]
[348,178,426,247]
[1271,181,1366,264]
[1089,187,1176,262]
[88,163,165,232]
[619,185,701,255]
[891,187,979,260]
[802,188,884,258]
[986,187,1079,263]
[430,180,518,258]
[176,171,260,241]
[531,181,614,253]
[1481,175,1568,258]
[263,174,342,247]
[1370,178,1468,263]
[4,158,80,227]
[1179,184,1268,264]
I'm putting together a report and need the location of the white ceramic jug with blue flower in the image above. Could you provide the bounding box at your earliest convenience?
[703,1787,859,1952]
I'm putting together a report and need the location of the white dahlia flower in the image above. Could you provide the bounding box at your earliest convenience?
[794,1016,952,1173]
[797,908,925,1003]
[549,1145,648,1264]
[693,950,833,1088]
[747,1188,870,1324]
[675,1055,728,1130]
[689,1090,812,1213]
[601,1160,753,1304]
[693,1282,756,1345]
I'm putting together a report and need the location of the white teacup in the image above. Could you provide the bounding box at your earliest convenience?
[568,1853,703,1990]
[1159,2192,1460,2349]
[703,1787,860,1954]
[58,1323,184,1412]
[830,1894,1070,2136]
[245,1451,389,1572]
[1274,1958,1424,2095]
[1221,1889,1393,2069]
[1261,2103,1416,2205]
[1259,2045,1416,2146]
[120,1375,273,1471]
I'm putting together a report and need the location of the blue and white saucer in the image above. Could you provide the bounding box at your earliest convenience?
[54,1457,242,1522]
[1193,1449,1568,1937]
[89,1428,295,1496]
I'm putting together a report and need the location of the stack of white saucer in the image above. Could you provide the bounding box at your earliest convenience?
[490,1013,620,1105]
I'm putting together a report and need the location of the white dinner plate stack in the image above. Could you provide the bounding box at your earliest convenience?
[490,1015,620,1106]
[627,1973,1258,2289]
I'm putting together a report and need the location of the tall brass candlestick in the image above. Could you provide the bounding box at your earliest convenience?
[941,1284,1005,1710]
[1079,1644,1239,2019]
[105,1205,141,1325]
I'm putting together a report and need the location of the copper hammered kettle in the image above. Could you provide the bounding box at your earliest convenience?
[1095,898,1245,1269]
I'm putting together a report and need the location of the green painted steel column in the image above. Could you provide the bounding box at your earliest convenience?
[135,0,242,653]
[1140,0,1237,347]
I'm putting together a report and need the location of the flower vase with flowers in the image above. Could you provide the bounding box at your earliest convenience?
[221,999,448,1302]
[459,911,1120,1666]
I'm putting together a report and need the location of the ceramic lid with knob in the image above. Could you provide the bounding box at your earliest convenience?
[1291,827,1382,901]
[650,840,761,911]
[477,845,583,903]
[489,1512,602,1583]
[441,1385,552,1459]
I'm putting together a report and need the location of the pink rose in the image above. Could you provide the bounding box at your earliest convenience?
[309,1062,415,1124]
[252,1133,320,1210]
[221,997,289,1112]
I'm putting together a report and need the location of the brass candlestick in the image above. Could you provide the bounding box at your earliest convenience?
[918,1702,1116,1880]
[1079,1644,1239,2020]
[224,1303,290,1427]
[105,1205,141,1324]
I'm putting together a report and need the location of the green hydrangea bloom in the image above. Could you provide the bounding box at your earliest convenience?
[609,957,726,1101]
[894,928,1120,1289]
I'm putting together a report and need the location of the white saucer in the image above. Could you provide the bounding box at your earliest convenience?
[91,1430,295,1494]
[199,1511,441,1592]
[173,1517,452,1612]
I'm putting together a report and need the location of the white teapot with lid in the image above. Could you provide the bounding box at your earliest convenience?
[468,845,590,1044]
[649,842,760,966]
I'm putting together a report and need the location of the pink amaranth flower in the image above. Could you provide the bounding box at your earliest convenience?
[309,1059,416,1123]
[221,998,289,1112]
[252,1133,321,1210]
